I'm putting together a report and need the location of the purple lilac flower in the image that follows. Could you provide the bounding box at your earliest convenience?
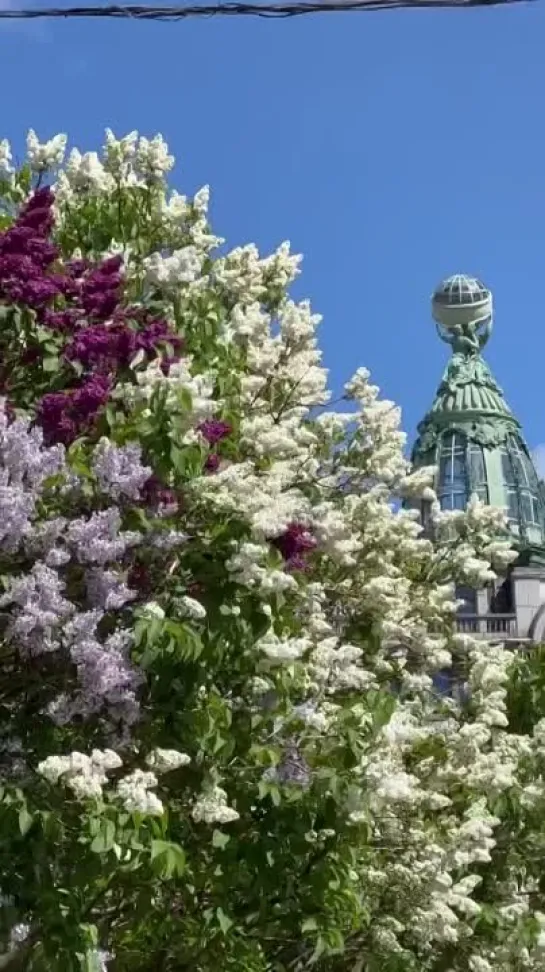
[0,227,57,267]
[127,563,152,598]
[199,419,232,445]
[275,742,312,789]
[271,523,316,570]
[0,406,65,552]
[0,473,36,553]
[66,258,91,278]
[142,475,179,514]
[0,402,65,484]
[56,616,141,726]
[149,529,189,550]
[42,308,82,333]
[18,187,55,234]
[38,375,111,445]
[204,452,220,474]
[5,276,60,309]
[80,256,124,321]
[70,633,141,725]
[54,613,142,727]
[62,609,104,645]
[24,518,67,559]
[66,316,182,374]
[86,568,137,611]
[73,374,111,420]
[37,392,77,446]
[66,508,141,565]
[0,188,59,311]
[136,317,180,353]
[65,323,137,372]
[92,439,151,501]
[0,561,74,657]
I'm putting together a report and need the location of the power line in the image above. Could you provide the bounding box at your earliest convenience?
[0,0,535,20]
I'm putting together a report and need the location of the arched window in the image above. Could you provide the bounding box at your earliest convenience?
[501,438,541,527]
[467,441,489,504]
[438,432,468,511]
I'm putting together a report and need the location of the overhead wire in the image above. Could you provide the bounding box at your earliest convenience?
[0,0,535,20]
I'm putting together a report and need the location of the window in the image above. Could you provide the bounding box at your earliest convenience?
[490,578,513,614]
[455,585,477,615]
[502,438,541,527]
[438,433,468,511]
[468,442,489,503]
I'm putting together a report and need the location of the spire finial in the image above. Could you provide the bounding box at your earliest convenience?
[432,274,493,355]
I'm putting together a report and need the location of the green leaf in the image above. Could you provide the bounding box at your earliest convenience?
[216,907,233,935]
[42,356,60,373]
[301,917,319,933]
[150,840,186,878]
[90,819,116,854]
[309,936,327,964]
[212,830,230,849]
[371,690,396,729]
[18,804,33,836]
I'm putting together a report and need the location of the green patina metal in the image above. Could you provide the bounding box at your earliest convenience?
[411,275,545,564]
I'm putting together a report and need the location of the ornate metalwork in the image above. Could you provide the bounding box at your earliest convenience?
[411,275,545,565]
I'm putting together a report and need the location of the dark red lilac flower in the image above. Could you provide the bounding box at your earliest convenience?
[199,419,232,445]
[204,453,221,474]
[271,523,316,570]
[38,374,111,445]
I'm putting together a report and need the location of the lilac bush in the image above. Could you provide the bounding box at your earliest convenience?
[0,130,539,972]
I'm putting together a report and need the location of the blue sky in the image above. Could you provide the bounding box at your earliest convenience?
[1,0,545,463]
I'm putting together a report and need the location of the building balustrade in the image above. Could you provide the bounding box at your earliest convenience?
[456,613,518,638]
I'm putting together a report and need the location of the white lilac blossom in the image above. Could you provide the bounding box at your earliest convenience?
[143,247,203,289]
[134,134,174,183]
[37,749,122,800]
[116,769,163,815]
[102,129,138,180]
[0,139,13,180]
[126,356,216,427]
[145,748,191,772]
[177,595,206,620]
[141,601,165,620]
[26,129,67,171]
[9,923,31,948]
[192,785,239,825]
[64,149,114,194]
[87,950,113,972]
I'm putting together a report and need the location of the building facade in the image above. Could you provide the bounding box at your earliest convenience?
[411,274,545,645]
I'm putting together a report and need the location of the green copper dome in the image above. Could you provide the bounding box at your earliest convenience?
[412,275,545,560]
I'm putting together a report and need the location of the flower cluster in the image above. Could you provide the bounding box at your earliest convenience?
[37,749,122,799]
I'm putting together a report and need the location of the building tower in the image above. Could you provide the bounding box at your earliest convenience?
[411,274,545,643]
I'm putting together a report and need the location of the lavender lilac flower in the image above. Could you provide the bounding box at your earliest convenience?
[66,508,141,565]
[54,612,142,727]
[86,568,136,611]
[0,562,74,657]
[92,439,151,501]
[275,741,312,789]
